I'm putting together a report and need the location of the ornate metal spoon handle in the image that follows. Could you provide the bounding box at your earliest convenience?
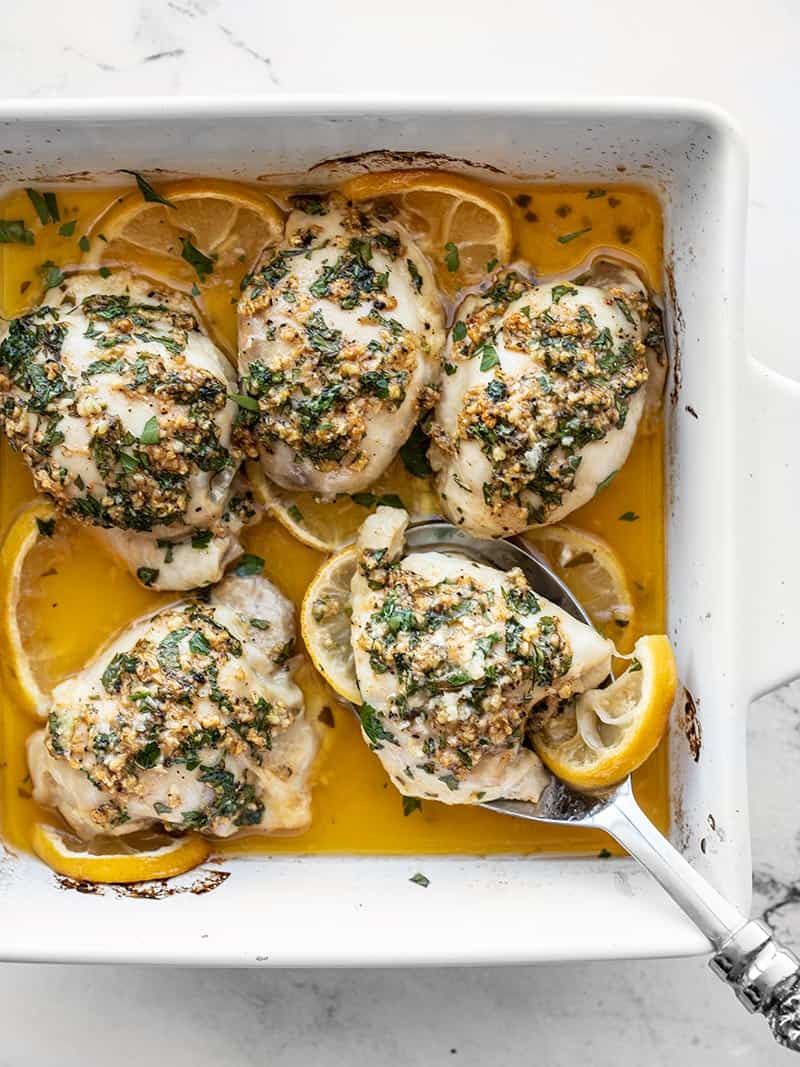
[711,921,800,1049]
[593,786,800,1051]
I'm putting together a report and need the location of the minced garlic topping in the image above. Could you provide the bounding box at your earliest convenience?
[0,275,243,537]
[45,595,301,835]
[432,270,650,525]
[356,548,572,783]
[237,193,441,478]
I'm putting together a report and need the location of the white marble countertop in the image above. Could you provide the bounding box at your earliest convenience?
[1,0,799,1063]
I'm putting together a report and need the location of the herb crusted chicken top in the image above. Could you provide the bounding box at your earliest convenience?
[430,261,657,538]
[27,572,317,839]
[351,508,614,805]
[0,271,253,589]
[237,193,444,497]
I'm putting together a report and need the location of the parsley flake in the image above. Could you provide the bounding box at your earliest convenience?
[26,188,59,224]
[139,416,160,444]
[444,242,460,272]
[557,227,592,244]
[479,345,499,372]
[236,553,264,577]
[229,393,259,412]
[119,170,176,209]
[180,237,214,281]
[35,517,56,537]
[0,220,34,245]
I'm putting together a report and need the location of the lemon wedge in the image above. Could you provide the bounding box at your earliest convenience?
[341,169,513,295]
[0,499,59,718]
[531,634,677,790]
[300,546,360,704]
[32,823,210,884]
[82,178,284,351]
[524,525,635,648]
[247,454,440,554]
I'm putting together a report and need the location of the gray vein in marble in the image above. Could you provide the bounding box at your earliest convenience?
[142,49,186,63]
[64,45,119,73]
[218,23,279,84]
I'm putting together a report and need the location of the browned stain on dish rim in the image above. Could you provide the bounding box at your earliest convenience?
[55,867,230,899]
[665,260,684,407]
[303,148,506,179]
[678,687,702,762]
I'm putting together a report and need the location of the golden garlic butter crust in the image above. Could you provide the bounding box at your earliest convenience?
[28,572,317,839]
[0,271,253,590]
[430,261,656,538]
[237,193,444,497]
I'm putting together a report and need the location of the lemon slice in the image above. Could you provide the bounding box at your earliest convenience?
[532,634,677,790]
[341,169,513,295]
[32,824,210,884]
[524,525,635,647]
[82,178,284,351]
[0,499,59,718]
[300,546,359,704]
[248,455,440,554]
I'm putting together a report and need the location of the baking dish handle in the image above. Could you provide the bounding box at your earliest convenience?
[740,356,800,701]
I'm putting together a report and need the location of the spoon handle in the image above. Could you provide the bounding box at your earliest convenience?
[593,786,800,1051]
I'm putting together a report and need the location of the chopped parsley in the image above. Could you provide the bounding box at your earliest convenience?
[0,219,34,245]
[557,227,592,244]
[350,492,404,509]
[235,553,264,577]
[180,237,214,282]
[550,283,578,304]
[229,392,259,412]
[139,416,160,445]
[35,516,56,537]
[399,423,433,478]
[191,529,213,550]
[136,567,159,587]
[444,242,460,272]
[595,470,618,494]
[39,262,64,290]
[359,703,395,748]
[119,170,176,209]
[479,345,499,372]
[26,188,59,225]
[407,258,423,293]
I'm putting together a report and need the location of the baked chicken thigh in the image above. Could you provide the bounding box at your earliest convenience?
[350,508,613,804]
[28,571,317,838]
[238,193,444,497]
[0,271,251,590]
[430,261,653,538]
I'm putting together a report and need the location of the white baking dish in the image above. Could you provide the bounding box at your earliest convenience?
[0,96,794,966]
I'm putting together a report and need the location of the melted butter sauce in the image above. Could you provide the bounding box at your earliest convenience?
[0,178,666,857]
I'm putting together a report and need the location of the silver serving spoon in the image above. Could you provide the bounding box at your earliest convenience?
[387,522,800,1051]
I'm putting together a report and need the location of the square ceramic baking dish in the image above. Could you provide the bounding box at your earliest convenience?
[0,96,796,966]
